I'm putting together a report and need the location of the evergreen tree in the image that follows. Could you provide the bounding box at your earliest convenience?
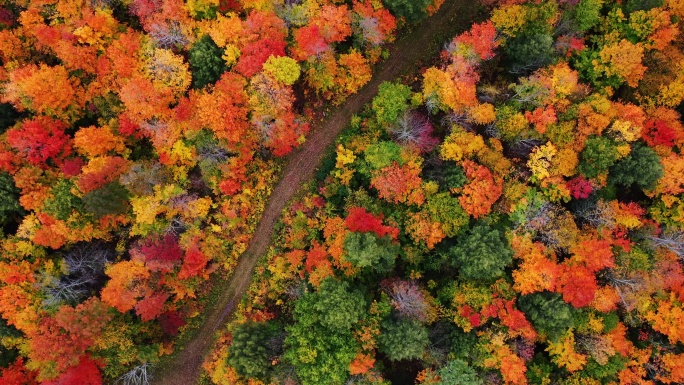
[188,35,227,89]
[448,225,513,282]
[378,318,429,361]
[518,292,574,341]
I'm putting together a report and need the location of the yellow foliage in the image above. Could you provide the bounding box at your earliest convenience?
[185,0,219,17]
[546,332,587,372]
[609,120,641,142]
[469,103,496,124]
[491,5,528,37]
[528,142,557,182]
[440,129,485,162]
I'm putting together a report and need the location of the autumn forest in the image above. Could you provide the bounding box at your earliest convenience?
[0,0,683,384]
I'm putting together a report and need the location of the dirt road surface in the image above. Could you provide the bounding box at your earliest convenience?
[152,2,481,383]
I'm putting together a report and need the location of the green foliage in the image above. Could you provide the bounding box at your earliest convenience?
[609,143,663,190]
[188,35,227,89]
[602,312,620,333]
[284,280,362,385]
[425,192,469,237]
[527,353,556,385]
[571,0,604,33]
[364,141,403,170]
[43,179,82,221]
[0,318,20,368]
[0,172,22,225]
[578,136,620,179]
[343,232,399,273]
[503,32,555,72]
[448,225,513,282]
[307,279,366,332]
[580,355,627,383]
[435,359,483,385]
[372,82,412,127]
[624,0,663,13]
[381,0,432,23]
[226,322,280,380]
[518,292,574,341]
[442,162,467,192]
[82,182,130,218]
[378,318,429,361]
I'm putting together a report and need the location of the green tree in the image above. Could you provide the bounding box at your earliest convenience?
[364,141,403,170]
[436,359,483,385]
[372,82,412,127]
[503,32,555,72]
[309,279,366,332]
[0,172,22,226]
[578,136,620,179]
[382,0,432,23]
[609,143,662,190]
[82,182,130,218]
[448,225,513,282]
[343,232,399,273]
[378,318,429,361]
[284,279,363,385]
[226,322,280,381]
[571,0,604,33]
[517,292,574,341]
[188,35,227,89]
[426,192,469,237]
[43,179,83,221]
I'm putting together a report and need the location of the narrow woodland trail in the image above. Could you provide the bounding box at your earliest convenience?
[153,2,481,384]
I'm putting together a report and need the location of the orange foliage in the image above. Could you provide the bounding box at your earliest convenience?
[459,160,503,218]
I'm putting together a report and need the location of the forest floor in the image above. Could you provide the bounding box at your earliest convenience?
[152,2,482,384]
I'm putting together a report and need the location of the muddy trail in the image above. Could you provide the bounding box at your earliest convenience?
[152,2,481,383]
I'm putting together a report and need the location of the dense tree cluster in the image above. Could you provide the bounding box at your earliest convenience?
[0,0,444,382]
[206,1,684,384]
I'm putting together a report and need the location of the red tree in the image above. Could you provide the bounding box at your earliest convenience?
[6,117,72,168]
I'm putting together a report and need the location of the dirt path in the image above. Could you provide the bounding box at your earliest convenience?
[152,2,481,384]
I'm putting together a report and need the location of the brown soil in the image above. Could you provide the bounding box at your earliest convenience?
[152,2,481,384]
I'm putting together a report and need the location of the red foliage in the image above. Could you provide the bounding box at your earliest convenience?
[556,265,597,308]
[117,114,143,139]
[345,207,399,240]
[235,38,286,77]
[453,21,498,61]
[140,234,183,263]
[6,117,72,168]
[43,356,102,385]
[76,157,128,194]
[305,242,331,273]
[294,25,329,59]
[566,176,593,199]
[135,291,169,321]
[0,359,38,385]
[643,119,678,147]
[178,241,209,279]
[159,310,185,336]
[264,113,311,157]
[61,158,84,177]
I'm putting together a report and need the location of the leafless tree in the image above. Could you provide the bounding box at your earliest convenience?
[149,21,188,49]
[646,230,684,260]
[387,280,431,323]
[116,363,152,385]
[42,242,114,307]
[390,111,438,152]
